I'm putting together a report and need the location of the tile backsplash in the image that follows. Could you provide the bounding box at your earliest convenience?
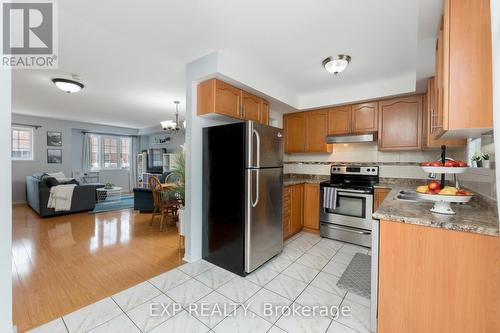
[284,141,497,200]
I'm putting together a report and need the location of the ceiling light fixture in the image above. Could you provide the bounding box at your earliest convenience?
[52,78,84,93]
[161,101,185,133]
[322,55,351,75]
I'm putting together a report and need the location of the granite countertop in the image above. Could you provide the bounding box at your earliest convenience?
[373,184,499,236]
[283,175,329,186]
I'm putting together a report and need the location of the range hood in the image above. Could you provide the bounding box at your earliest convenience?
[326,132,377,144]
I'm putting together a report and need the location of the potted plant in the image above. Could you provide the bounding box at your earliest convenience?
[471,152,483,167]
[482,153,490,168]
[471,152,490,168]
[165,149,186,247]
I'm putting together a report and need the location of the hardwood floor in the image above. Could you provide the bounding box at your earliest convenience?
[12,205,184,332]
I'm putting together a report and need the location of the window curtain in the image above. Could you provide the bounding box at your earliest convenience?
[82,133,92,172]
[129,136,139,190]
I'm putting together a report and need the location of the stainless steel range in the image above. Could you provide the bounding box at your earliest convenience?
[320,165,379,247]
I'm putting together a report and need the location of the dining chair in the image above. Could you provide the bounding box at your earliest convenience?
[149,175,180,230]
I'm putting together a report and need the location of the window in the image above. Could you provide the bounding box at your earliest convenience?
[90,135,100,169]
[12,126,33,160]
[88,135,131,170]
[120,138,130,169]
[103,137,118,168]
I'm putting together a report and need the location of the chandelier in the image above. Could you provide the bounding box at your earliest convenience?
[161,101,185,133]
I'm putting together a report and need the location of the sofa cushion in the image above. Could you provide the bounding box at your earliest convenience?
[59,179,80,185]
[44,177,60,187]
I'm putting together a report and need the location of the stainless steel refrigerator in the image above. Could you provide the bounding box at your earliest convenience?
[202,121,283,276]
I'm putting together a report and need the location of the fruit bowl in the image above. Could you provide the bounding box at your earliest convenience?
[415,191,473,215]
[421,166,469,174]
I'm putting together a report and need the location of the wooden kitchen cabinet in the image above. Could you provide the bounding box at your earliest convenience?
[283,184,304,239]
[241,91,261,122]
[378,221,500,333]
[305,110,332,153]
[260,99,270,125]
[373,187,391,212]
[290,184,304,236]
[283,186,292,238]
[198,79,241,118]
[433,0,493,139]
[423,77,465,149]
[303,183,320,232]
[284,113,306,153]
[351,102,378,133]
[327,106,351,135]
[378,96,423,151]
[197,78,269,124]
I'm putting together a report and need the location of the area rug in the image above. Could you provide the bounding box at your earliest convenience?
[336,253,371,298]
[90,194,134,213]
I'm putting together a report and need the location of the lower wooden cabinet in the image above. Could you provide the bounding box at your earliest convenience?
[303,183,320,232]
[283,186,292,238]
[283,183,320,239]
[374,187,391,212]
[378,221,500,333]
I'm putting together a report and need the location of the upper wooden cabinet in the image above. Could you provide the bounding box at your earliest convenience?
[197,79,270,125]
[434,0,493,138]
[423,78,465,149]
[305,110,332,153]
[284,113,306,153]
[328,106,351,135]
[284,111,331,154]
[327,103,378,135]
[241,91,261,122]
[351,102,378,133]
[260,100,270,125]
[378,96,423,151]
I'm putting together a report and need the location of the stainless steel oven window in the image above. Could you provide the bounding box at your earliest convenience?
[325,195,366,218]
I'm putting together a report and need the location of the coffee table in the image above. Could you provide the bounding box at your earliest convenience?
[96,186,123,202]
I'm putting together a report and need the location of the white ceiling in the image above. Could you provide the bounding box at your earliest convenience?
[12,0,442,128]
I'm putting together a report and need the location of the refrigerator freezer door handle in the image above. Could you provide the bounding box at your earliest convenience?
[251,169,260,207]
[253,129,261,168]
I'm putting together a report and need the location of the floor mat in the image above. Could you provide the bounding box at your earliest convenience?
[336,253,371,299]
[90,195,134,213]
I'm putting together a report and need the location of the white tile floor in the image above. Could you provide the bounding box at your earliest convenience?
[27,232,371,333]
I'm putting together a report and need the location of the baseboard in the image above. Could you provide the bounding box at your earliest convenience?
[12,201,26,206]
[302,227,320,235]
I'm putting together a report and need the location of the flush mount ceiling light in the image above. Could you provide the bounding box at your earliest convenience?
[52,78,84,93]
[322,55,351,75]
[161,101,185,133]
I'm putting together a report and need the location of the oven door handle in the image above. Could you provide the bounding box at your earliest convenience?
[323,224,371,235]
[336,189,372,194]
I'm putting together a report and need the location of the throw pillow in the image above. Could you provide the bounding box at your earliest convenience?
[44,177,60,187]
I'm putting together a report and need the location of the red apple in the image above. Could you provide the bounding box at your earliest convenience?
[457,161,468,167]
[428,181,442,191]
[444,160,459,167]
[430,161,443,167]
[421,162,431,166]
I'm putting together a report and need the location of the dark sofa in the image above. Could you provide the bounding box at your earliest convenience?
[26,176,103,217]
[133,172,171,212]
